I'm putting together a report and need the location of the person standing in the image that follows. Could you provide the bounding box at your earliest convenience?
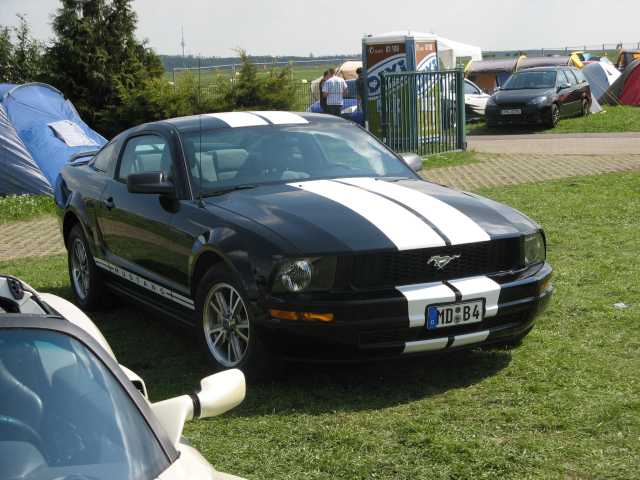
[355,67,365,109]
[319,70,330,113]
[322,68,348,116]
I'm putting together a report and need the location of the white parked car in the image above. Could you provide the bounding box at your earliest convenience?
[0,274,246,480]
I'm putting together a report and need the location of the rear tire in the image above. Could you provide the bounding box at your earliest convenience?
[195,265,280,381]
[546,103,560,128]
[581,98,590,116]
[67,224,108,311]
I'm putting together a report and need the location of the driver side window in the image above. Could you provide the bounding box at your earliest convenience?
[117,135,172,182]
[556,70,569,87]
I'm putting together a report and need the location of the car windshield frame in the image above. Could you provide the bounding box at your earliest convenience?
[178,121,418,198]
[0,317,179,479]
[502,70,558,90]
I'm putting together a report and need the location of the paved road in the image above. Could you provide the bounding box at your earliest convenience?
[468,132,640,155]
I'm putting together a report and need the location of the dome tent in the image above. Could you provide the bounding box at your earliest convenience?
[583,61,621,102]
[0,103,51,195]
[0,83,106,195]
[603,60,640,106]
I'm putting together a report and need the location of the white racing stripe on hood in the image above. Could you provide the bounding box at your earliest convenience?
[448,276,501,318]
[340,177,490,245]
[206,112,268,128]
[397,282,456,328]
[252,111,309,125]
[290,180,446,250]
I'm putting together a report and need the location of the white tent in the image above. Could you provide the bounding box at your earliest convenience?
[435,35,483,68]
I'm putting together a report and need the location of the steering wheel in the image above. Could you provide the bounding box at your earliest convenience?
[0,414,43,450]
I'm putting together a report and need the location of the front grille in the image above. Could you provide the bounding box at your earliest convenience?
[497,103,525,110]
[351,238,522,289]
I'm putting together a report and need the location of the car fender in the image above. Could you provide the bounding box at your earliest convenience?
[190,225,277,301]
[158,443,246,480]
[38,292,116,359]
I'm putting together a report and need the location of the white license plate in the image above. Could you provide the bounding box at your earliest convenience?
[501,109,522,115]
[426,300,484,330]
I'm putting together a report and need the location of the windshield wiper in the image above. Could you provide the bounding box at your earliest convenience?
[377,176,413,182]
[202,184,257,197]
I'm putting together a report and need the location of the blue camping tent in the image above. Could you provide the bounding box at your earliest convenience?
[0,103,51,195]
[0,83,106,195]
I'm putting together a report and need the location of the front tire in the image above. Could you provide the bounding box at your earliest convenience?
[67,224,106,311]
[195,265,277,380]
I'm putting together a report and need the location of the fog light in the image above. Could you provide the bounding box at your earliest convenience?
[539,277,553,295]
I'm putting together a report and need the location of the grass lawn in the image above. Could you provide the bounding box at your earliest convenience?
[1,172,639,479]
[422,150,481,170]
[0,194,56,224]
[468,105,640,135]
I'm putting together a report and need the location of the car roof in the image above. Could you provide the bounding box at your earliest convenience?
[147,111,346,134]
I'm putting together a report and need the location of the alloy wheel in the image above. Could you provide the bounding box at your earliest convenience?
[71,238,90,300]
[203,283,250,367]
[552,105,560,125]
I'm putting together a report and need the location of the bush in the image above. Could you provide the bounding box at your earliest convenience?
[97,51,297,138]
[97,74,233,137]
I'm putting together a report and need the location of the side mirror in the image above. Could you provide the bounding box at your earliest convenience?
[127,171,174,196]
[557,82,571,91]
[150,369,246,446]
[400,152,423,172]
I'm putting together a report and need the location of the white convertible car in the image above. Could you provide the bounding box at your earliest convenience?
[0,274,246,480]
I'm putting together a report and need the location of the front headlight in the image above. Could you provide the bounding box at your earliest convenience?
[273,257,337,293]
[524,232,546,265]
[529,95,548,105]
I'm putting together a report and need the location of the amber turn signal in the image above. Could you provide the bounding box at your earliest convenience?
[269,309,334,322]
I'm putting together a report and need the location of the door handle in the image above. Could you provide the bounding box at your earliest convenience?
[104,197,115,210]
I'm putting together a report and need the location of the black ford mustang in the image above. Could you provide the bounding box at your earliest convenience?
[55,111,553,377]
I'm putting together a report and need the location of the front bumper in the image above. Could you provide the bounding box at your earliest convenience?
[486,104,550,126]
[259,262,553,362]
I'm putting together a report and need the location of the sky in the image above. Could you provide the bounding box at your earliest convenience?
[1,0,639,57]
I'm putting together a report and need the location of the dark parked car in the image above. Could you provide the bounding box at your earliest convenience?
[485,66,591,128]
[55,111,553,378]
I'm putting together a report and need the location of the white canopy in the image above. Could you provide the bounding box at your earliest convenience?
[435,35,483,65]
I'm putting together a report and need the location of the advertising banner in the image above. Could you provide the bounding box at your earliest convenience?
[365,42,407,101]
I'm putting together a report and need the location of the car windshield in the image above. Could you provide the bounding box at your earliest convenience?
[0,328,169,480]
[180,122,415,196]
[502,71,557,90]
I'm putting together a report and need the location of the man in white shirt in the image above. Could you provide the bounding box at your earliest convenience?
[322,68,348,116]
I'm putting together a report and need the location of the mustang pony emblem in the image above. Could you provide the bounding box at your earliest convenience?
[427,254,461,270]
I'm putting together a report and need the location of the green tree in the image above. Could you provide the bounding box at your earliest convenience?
[0,26,13,82]
[44,0,163,136]
[227,50,296,111]
[12,14,45,83]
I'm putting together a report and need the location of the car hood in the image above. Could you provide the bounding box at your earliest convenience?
[204,177,539,255]
[493,88,555,104]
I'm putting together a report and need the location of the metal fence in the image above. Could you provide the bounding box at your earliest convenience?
[379,69,465,156]
[484,41,640,60]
